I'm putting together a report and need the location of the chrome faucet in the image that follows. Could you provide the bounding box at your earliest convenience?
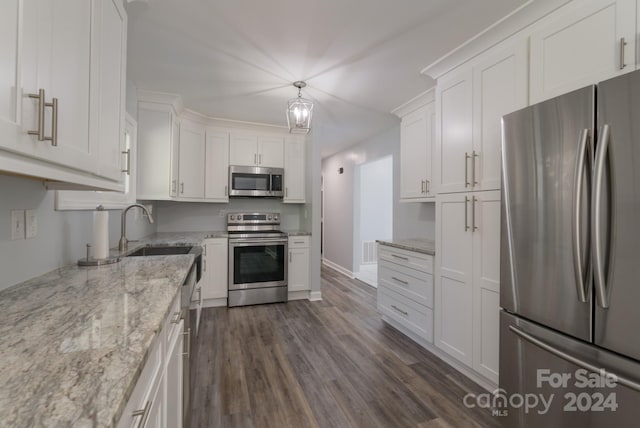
[119,204,155,251]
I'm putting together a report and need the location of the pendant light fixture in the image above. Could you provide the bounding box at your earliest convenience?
[287,81,313,134]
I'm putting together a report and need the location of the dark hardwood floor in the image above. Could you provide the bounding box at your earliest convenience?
[190,266,501,428]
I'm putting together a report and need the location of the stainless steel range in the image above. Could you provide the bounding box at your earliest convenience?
[227,212,288,307]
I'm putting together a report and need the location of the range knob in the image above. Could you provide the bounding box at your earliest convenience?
[267,214,273,221]
[229,214,235,221]
[274,214,279,221]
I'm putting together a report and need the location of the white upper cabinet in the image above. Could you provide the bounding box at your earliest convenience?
[530,0,636,103]
[137,103,180,200]
[0,0,127,190]
[229,134,257,166]
[283,136,306,203]
[229,133,284,168]
[177,119,205,199]
[13,0,94,172]
[93,0,127,182]
[399,101,435,201]
[205,129,229,202]
[259,136,284,168]
[435,39,528,194]
[435,68,473,194]
[472,40,528,191]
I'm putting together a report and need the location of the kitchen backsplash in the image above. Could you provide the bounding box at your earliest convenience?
[152,199,306,232]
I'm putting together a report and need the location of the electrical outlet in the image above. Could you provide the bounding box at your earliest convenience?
[218,210,226,218]
[25,209,37,238]
[10,210,25,240]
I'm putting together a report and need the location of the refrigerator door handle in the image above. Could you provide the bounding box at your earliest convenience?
[572,129,591,303]
[593,124,610,309]
[509,325,640,392]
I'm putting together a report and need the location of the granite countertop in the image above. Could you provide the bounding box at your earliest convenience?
[376,238,436,255]
[283,230,311,237]
[0,251,194,427]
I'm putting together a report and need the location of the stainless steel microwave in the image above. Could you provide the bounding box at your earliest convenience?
[228,165,284,197]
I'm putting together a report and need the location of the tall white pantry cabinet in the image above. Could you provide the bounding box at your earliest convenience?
[433,39,528,386]
[427,0,640,388]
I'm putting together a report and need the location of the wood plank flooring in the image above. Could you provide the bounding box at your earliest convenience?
[190,266,501,428]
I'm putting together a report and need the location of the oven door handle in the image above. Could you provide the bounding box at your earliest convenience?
[229,238,288,245]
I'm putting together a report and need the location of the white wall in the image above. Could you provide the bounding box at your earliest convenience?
[321,124,435,274]
[0,175,156,291]
[358,156,393,244]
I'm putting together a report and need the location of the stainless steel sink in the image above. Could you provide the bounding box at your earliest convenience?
[127,245,194,256]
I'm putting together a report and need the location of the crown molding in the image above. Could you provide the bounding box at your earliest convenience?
[391,88,435,118]
[421,0,571,80]
[136,89,184,114]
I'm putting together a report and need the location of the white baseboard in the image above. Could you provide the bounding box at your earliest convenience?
[322,258,354,278]
[202,298,227,308]
[288,290,310,301]
[309,291,322,301]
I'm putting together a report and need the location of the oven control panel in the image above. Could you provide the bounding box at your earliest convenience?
[227,212,280,226]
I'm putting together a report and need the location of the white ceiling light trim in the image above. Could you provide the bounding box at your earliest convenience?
[287,81,313,134]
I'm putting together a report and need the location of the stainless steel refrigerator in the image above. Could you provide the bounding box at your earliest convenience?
[500,70,640,427]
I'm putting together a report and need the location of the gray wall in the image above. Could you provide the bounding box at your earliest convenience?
[321,124,435,274]
[153,199,304,232]
[0,175,156,291]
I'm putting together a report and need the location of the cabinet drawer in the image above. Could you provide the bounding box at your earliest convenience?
[116,337,163,428]
[288,236,310,248]
[379,262,433,308]
[378,289,433,343]
[378,245,433,274]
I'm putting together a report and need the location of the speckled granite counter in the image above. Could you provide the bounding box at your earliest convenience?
[376,238,436,255]
[0,252,195,427]
[283,230,311,236]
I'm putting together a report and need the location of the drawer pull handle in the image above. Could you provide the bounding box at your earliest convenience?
[391,254,409,261]
[183,328,191,357]
[132,400,151,428]
[391,276,409,285]
[391,305,408,316]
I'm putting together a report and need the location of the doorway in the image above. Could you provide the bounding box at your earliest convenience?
[354,155,392,287]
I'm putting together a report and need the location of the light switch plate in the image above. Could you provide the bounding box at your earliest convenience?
[25,209,37,238]
[10,210,25,240]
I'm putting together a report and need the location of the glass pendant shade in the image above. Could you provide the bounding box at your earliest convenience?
[287,82,313,134]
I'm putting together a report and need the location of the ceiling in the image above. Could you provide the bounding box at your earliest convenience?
[126,0,527,157]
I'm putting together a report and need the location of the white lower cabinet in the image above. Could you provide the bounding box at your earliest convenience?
[288,236,310,292]
[164,315,184,428]
[377,244,434,344]
[435,190,500,385]
[117,293,184,428]
[202,238,228,305]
